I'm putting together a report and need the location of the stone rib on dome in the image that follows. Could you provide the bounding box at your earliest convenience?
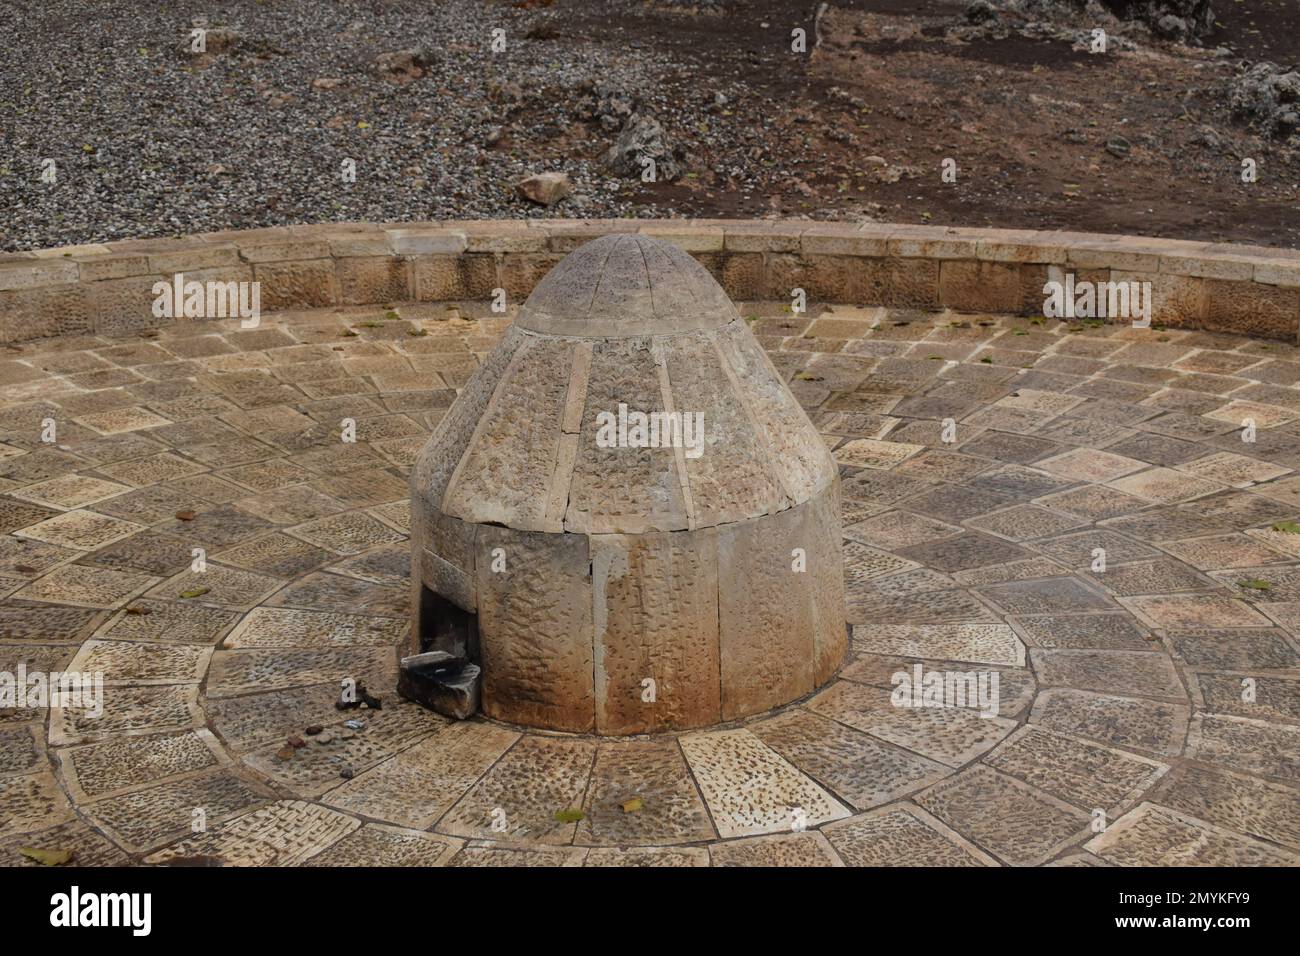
[515,233,738,336]
[413,236,836,536]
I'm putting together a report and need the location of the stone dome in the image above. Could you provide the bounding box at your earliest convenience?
[515,233,738,336]
[410,234,846,734]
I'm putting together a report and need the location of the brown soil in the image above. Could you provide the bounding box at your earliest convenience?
[571,0,1300,247]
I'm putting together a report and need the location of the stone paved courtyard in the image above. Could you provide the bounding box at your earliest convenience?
[1,299,1298,867]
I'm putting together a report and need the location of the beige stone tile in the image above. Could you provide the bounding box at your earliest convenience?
[438,735,596,844]
[324,721,517,830]
[709,831,845,867]
[11,474,131,509]
[853,622,1025,666]
[823,804,998,866]
[575,739,716,846]
[1085,802,1298,866]
[144,800,360,866]
[15,509,144,550]
[13,564,156,609]
[808,679,1017,767]
[678,728,849,839]
[305,823,462,866]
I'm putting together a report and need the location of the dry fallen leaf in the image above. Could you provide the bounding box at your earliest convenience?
[621,797,644,813]
[18,846,72,866]
[175,510,197,521]
[553,808,584,823]
[179,587,210,599]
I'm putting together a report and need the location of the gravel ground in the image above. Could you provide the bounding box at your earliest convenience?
[0,0,701,250]
[2,0,1297,252]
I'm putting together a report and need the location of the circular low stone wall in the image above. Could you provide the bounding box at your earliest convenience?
[3,219,1299,346]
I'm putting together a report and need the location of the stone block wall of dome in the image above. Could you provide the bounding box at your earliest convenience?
[7,220,1300,345]
[411,484,846,736]
[717,489,846,722]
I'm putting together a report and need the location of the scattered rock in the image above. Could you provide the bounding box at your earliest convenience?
[961,0,1213,45]
[398,651,481,720]
[274,746,295,761]
[339,766,355,780]
[1230,62,1300,138]
[579,81,636,131]
[860,156,915,183]
[514,171,572,205]
[336,681,382,710]
[203,27,243,56]
[1189,124,1225,150]
[374,49,430,86]
[343,718,365,731]
[525,22,560,41]
[311,77,346,91]
[1105,136,1131,158]
[304,724,324,736]
[604,113,684,181]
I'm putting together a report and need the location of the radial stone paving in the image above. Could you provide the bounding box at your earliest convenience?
[1,299,1299,866]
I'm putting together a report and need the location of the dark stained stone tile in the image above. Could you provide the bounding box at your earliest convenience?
[1095,559,1209,596]
[895,532,1029,573]
[267,571,408,617]
[958,430,1064,464]
[1105,432,1207,467]
[901,485,1015,523]
[155,504,278,548]
[1031,649,1186,700]
[79,529,196,576]
[1031,688,1190,757]
[977,577,1112,615]
[1012,613,1152,651]
[1166,628,1300,670]
[966,464,1074,498]
[985,725,1167,812]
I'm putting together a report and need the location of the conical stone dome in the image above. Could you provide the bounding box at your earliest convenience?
[411,234,846,734]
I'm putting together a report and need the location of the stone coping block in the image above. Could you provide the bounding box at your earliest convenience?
[3,220,1298,344]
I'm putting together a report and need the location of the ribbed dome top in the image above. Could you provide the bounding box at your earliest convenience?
[516,234,738,337]
[412,235,836,535]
